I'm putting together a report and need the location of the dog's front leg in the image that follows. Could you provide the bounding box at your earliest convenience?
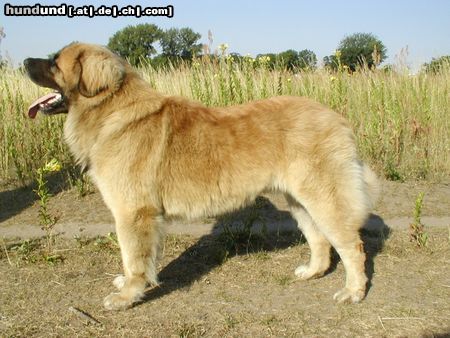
[104,206,163,311]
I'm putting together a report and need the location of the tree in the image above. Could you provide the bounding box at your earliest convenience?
[328,33,387,71]
[178,28,202,59]
[422,56,450,74]
[323,55,339,71]
[108,24,162,66]
[277,49,299,71]
[160,27,202,60]
[159,28,180,57]
[298,49,317,70]
[260,49,317,72]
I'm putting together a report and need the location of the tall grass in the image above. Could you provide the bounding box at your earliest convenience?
[0,67,73,186]
[1,59,449,188]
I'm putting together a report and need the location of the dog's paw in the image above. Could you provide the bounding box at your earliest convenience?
[103,292,133,311]
[113,275,126,290]
[333,287,365,304]
[294,265,324,280]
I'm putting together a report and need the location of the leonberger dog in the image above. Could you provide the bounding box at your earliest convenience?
[24,43,379,310]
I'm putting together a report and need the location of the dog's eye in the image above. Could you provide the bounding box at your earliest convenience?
[50,52,60,70]
[50,58,59,72]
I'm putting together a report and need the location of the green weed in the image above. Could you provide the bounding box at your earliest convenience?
[274,273,293,286]
[74,172,94,197]
[409,192,428,248]
[5,238,63,265]
[34,158,61,253]
[93,232,120,251]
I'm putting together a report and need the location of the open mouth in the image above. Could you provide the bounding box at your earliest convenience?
[27,92,67,118]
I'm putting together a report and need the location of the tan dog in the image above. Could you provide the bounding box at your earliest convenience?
[24,43,379,310]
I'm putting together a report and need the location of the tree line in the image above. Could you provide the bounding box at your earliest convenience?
[108,24,450,73]
[0,24,448,73]
[107,24,392,71]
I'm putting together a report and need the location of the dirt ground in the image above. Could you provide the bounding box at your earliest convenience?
[0,179,449,337]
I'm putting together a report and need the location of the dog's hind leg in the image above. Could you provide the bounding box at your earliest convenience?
[318,215,368,303]
[285,194,332,280]
[103,206,163,311]
[291,189,368,303]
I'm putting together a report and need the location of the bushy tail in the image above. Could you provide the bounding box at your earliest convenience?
[362,164,380,209]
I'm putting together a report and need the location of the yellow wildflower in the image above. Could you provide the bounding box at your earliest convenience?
[258,55,271,64]
[43,158,62,173]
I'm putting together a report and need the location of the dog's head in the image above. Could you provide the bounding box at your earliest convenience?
[24,42,126,118]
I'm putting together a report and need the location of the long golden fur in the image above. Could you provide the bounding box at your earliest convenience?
[25,43,379,310]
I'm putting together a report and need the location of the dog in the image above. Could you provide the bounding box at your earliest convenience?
[24,43,379,310]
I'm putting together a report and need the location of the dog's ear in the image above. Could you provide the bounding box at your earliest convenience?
[78,52,125,98]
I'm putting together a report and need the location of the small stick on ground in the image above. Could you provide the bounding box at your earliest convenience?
[85,276,113,283]
[378,316,386,331]
[68,306,102,326]
[381,317,423,320]
[1,238,12,266]
[51,280,65,286]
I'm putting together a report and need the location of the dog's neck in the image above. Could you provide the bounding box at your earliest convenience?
[63,72,166,171]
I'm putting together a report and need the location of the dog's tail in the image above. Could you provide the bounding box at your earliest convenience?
[362,163,380,210]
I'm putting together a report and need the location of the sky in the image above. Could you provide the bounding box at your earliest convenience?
[1,0,450,70]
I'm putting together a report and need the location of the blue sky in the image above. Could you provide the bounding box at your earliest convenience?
[1,0,449,70]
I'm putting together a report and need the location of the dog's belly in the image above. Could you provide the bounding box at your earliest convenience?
[161,172,273,220]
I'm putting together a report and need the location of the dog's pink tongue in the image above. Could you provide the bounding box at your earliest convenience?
[27,93,58,118]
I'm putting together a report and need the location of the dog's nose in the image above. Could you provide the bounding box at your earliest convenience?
[23,58,31,68]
